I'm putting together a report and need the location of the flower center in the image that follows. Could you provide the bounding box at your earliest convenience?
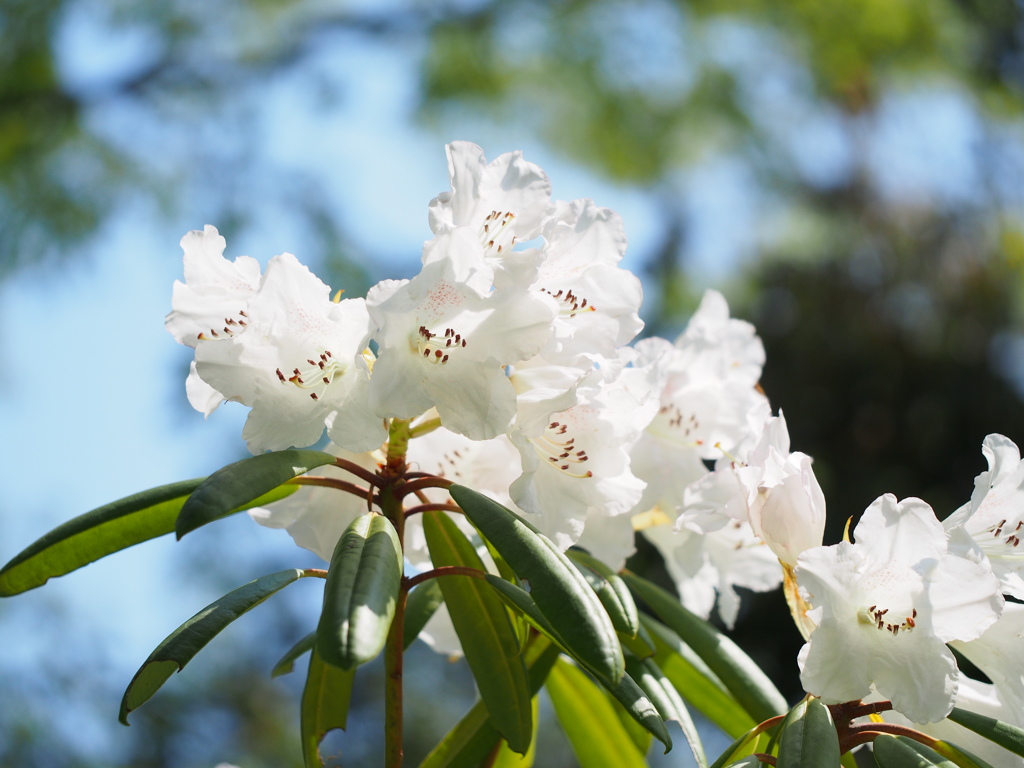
[275,349,346,401]
[541,287,597,318]
[858,604,917,636]
[416,325,468,365]
[531,419,593,478]
[479,210,517,255]
[197,310,249,341]
[981,518,1024,558]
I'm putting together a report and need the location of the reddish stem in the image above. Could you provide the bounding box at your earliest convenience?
[403,565,487,591]
[333,457,383,486]
[396,476,454,498]
[290,475,376,502]
[753,754,777,766]
[839,723,932,754]
[403,503,463,517]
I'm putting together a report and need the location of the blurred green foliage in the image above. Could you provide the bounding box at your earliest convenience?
[3,0,1024,765]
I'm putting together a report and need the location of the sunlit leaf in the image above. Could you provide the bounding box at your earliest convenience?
[0,478,295,596]
[119,569,308,724]
[623,571,787,723]
[871,734,956,767]
[567,548,640,637]
[450,484,623,683]
[301,645,355,768]
[423,510,532,754]
[176,449,335,538]
[317,512,402,670]
[643,615,755,738]
[629,655,706,767]
[546,657,649,768]
[776,697,839,768]
[491,698,539,768]
[419,636,560,768]
[947,707,1024,759]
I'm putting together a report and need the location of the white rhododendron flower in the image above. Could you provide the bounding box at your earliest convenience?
[165,225,261,348]
[528,199,643,366]
[191,253,384,454]
[367,229,555,440]
[630,290,770,517]
[645,513,782,628]
[509,360,655,554]
[681,412,825,567]
[945,433,1024,599]
[952,601,1024,717]
[428,141,552,248]
[796,494,1003,722]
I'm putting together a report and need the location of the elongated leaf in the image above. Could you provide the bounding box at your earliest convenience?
[926,740,996,768]
[0,479,296,596]
[630,656,706,767]
[546,658,648,768]
[120,569,307,724]
[176,449,336,538]
[420,637,560,768]
[484,574,562,641]
[623,571,787,723]
[423,511,532,754]
[608,683,655,755]
[724,758,762,768]
[776,697,839,768]
[403,578,444,650]
[947,707,1024,758]
[301,645,355,768]
[317,513,402,670]
[482,571,671,751]
[567,548,640,637]
[643,615,755,738]
[450,484,623,683]
[709,724,774,768]
[491,698,539,768]
[872,734,955,767]
[272,631,315,678]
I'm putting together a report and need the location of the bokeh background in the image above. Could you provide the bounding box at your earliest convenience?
[2,1,1024,765]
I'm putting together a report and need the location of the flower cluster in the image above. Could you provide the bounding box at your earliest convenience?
[168,142,1022,729]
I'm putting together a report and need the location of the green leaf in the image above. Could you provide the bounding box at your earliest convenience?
[776,697,840,767]
[419,636,560,768]
[403,578,444,650]
[872,734,956,767]
[723,759,762,768]
[546,657,649,768]
[629,655,707,767]
[947,707,1024,759]
[272,631,315,678]
[709,724,774,768]
[176,449,336,538]
[0,479,296,596]
[317,512,402,670]
[623,571,787,723]
[450,484,623,683]
[482,571,669,750]
[119,568,307,724]
[643,615,755,738]
[491,698,539,768]
[607,683,655,756]
[925,739,996,768]
[422,511,532,754]
[301,645,355,768]
[567,548,641,637]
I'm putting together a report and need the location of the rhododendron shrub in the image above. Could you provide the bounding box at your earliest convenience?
[4,142,1024,768]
